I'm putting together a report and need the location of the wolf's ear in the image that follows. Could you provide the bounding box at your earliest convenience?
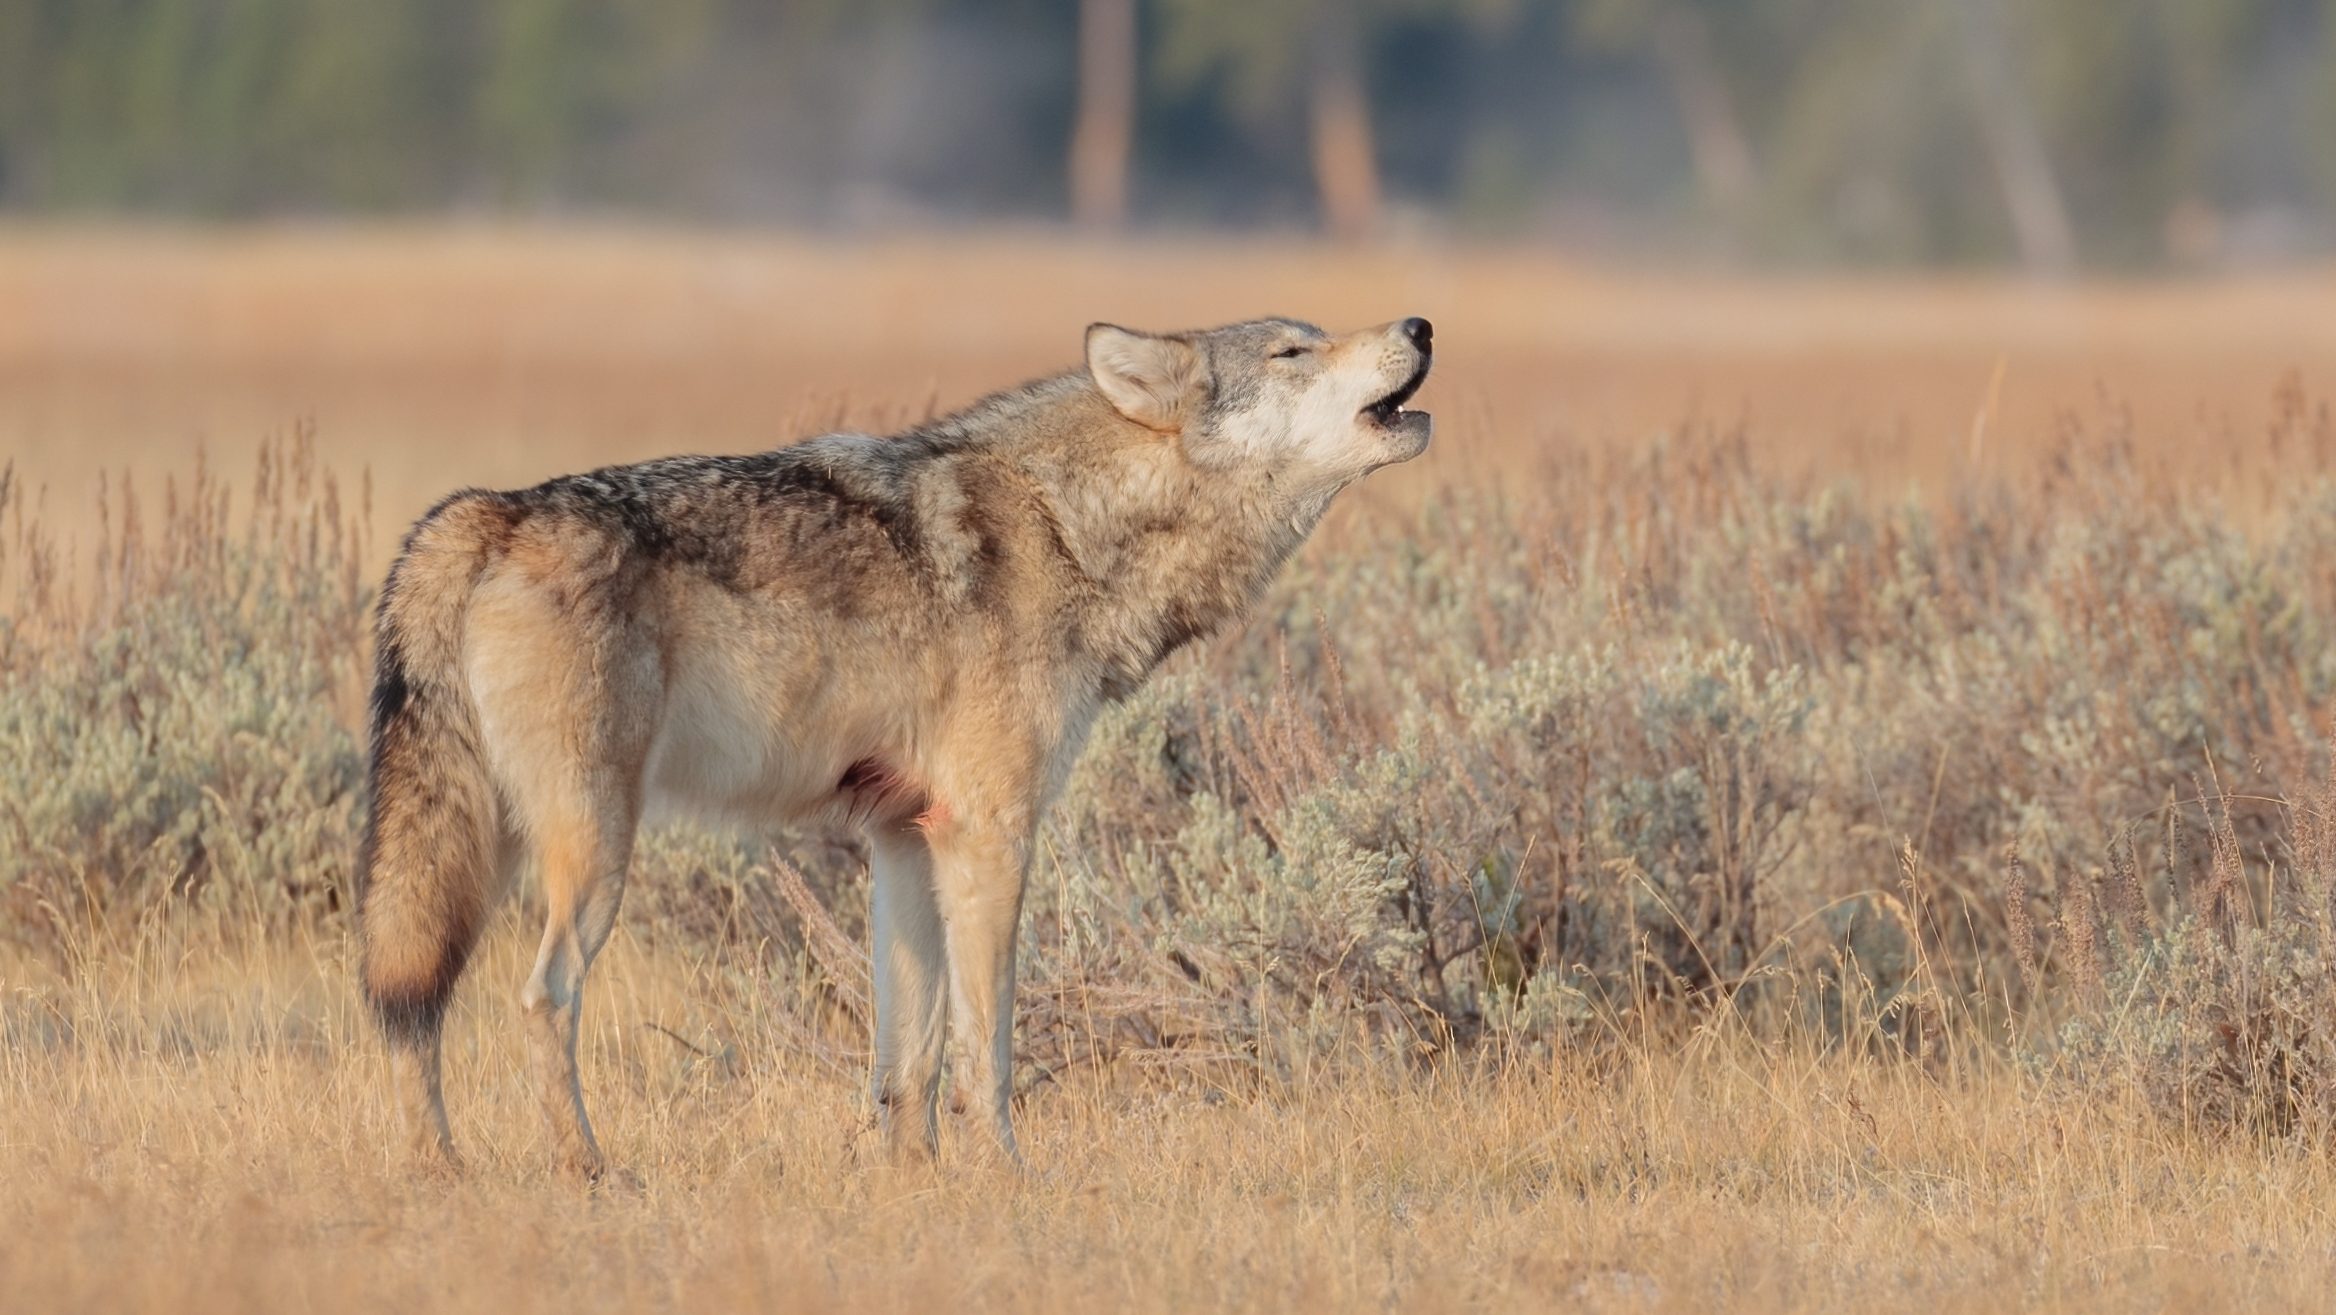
[1086,324,1202,431]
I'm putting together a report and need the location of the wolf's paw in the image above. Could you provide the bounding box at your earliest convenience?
[559,1147,642,1196]
[408,1132,466,1183]
[583,1161,646,1197]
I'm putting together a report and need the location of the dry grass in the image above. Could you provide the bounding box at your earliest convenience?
[10,924,2336,1315]
[7,227,2336,550]
[10,229,2336,1313]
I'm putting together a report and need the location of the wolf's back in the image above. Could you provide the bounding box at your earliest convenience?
[356,492,513,1047]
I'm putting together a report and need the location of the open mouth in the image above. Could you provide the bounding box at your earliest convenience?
[1362,357,1431,424]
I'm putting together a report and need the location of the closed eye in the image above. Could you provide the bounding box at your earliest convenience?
[1271,345,1308,360]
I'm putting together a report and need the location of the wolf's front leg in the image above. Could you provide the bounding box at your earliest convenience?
[931,817,1031,1164]
[868,828,947,1162]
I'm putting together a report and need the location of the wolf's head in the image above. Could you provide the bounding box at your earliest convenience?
[1083,317,1433,496]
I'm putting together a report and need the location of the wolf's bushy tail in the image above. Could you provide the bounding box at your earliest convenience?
[356,492,510,1050]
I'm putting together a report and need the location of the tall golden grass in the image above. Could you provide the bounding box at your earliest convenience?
[8,231,2336,1313]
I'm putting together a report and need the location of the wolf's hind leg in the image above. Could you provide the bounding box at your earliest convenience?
[387,1033,455,1168]
[519,806,635,1181]
[359,726,513,1174]
[372,824,525,1173]
[869,827,948,1162]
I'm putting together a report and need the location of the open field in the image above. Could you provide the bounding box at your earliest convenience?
[7,228,2336,551]
[9,230,2336,1313]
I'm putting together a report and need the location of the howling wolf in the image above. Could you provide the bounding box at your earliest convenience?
[356,315,1434,1176]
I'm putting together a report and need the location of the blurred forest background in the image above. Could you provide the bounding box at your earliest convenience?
[5,0,2335,270]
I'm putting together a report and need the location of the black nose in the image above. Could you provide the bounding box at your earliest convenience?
[1400,317,1433,353]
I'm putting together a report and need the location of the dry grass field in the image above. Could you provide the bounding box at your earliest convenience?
[8,227,2336,535]
[10,228,2336,1313]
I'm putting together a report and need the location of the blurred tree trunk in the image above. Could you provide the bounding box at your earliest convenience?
[1308,9,1380,241]
[1069,0,1137,228]
[1952,0,2075,277]
[1650,8,1755,213]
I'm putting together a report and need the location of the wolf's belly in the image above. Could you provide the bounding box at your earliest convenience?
[639,646,915,829]
[641,692,832,825]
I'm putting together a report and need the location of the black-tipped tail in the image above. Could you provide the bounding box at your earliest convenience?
[355,497,507,1052]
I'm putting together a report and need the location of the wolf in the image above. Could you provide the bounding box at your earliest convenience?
[355,315,1434,1176]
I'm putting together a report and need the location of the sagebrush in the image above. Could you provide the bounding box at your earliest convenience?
[7,393,2336,1130]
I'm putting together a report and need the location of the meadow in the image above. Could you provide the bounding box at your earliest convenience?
[8,230,2336,1313]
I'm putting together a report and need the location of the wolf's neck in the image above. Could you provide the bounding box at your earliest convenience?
[1040,445,1324,698]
